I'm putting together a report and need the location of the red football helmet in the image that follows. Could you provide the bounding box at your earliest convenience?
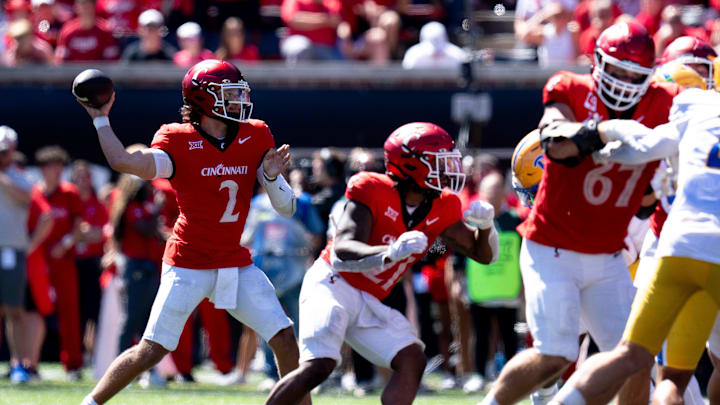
[384,122,465,194]
[660,36,717,88]
[182,59,253,123]
[593,22,655,111]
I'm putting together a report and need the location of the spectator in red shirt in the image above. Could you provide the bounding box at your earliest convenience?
[172,21,214,67]
[95,0,147,36]
[70,160,108,359]
[574,0,622,37]
[107,173,163,353]
[635,0,665,36]
[24,180,54,380]
[4,18,55,66]
[55,0,120,62]
[215,17,260,62]
[3,0,32,21]
[34,146,85,379]
[342,0,401,59]
[31,0,63,47]
[280,0,344,62]
[578,0,617,57]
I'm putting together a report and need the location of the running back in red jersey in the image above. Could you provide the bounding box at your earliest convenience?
[319,171,463,300]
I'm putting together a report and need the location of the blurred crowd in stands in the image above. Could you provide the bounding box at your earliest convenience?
[0,0,470,67]
[515,0,720,66]
[4,0,720,69]
[0,123,527,393]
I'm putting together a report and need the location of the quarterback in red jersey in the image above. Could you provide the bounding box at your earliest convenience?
[479,22,681,405]
[77,59,306,405]
[265,122,499,405]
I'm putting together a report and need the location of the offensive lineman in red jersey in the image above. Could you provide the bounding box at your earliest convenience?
[77,59,308,405]
[265,122,499,405]
[479,22,682,405]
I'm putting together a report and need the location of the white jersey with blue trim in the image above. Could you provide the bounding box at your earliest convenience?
[654,88,720,265]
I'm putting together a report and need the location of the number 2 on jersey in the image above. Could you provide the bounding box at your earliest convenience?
[583,163,646,207]
[219,180,239,223]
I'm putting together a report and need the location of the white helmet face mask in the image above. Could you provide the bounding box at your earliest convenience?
[206,80,253,122]
[593,49,654,111]
[421,149,466,194]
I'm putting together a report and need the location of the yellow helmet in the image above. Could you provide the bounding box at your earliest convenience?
[653,61,708,90]
[511,129,544,207]
[656,36,717,90]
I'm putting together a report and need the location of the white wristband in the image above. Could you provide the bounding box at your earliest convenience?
[93,116,110,130]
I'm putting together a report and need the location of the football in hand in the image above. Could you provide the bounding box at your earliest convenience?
[72,69,114,108]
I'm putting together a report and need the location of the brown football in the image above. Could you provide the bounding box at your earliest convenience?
[72,69,114,108]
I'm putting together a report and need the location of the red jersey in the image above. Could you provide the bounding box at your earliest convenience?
[281,0,342,47]
[173,49,214,68]
[120,200,156,260]
[28,191,51,236]
[55,18,120,62]
[36,182,84,260]
[635,11,661,36]
[75,194,109,258]
[517,71,680,254]
[319,172,463,300]
[228,45,260,62]
[151,120,275,269]
[151,178,179,262]
[26,192,54,316]
[96,0,147,35]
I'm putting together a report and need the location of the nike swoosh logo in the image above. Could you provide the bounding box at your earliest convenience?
[426,217,439,226]
[238,136,251,144]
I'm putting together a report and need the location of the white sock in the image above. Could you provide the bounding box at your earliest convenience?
[551,386,586,405]
[684,375,704,405]
[479,394,501,405]
[81,395,99,405]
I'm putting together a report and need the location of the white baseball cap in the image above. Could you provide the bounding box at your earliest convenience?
[176,21,201,39]
[0,126,18,146]
[138,9,164,27]
[31,0,54,7]
[420,21,448,51]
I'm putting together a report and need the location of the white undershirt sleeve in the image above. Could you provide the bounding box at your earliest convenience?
[150,148,174,179]
[598,119,683,165]
[487,225,499,265]
[256,167,296,217]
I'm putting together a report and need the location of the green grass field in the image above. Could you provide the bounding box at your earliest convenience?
[0,364,531,405]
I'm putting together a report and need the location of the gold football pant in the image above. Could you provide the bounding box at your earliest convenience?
[624,256,720,367]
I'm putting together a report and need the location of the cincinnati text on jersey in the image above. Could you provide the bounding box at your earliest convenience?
[200,164,249,177]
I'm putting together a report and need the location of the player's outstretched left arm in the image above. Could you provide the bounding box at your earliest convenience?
[440,200,498,265]
[79,93,159,180]
[258,144,296,217]
[595,119,682,164]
